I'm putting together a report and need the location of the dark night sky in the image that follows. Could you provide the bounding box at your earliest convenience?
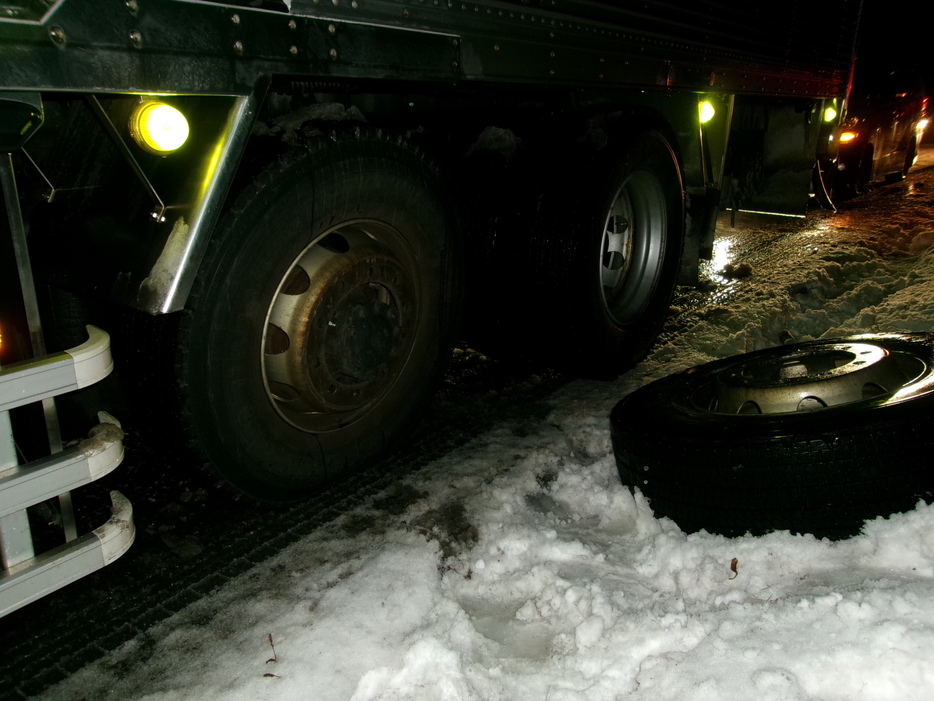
[856,0,931,82]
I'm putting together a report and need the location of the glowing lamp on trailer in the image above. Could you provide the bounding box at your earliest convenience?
[823,106,838,122]
[838,131,858,143]
[698,100,716,124]
[129,101,189,156]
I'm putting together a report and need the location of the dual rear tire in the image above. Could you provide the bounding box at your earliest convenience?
[526,129,684,376]
[180,128,684,501]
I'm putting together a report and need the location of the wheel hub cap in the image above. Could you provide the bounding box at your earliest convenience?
[695,342,927,414]
[600,171,666,324]
[262,225,417,431]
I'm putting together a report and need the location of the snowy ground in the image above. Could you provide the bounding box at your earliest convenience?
[41,150,934,700]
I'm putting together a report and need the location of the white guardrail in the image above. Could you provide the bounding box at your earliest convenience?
[1,325,135,617]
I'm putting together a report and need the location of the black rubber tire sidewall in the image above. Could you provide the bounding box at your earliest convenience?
[180,133,457,502]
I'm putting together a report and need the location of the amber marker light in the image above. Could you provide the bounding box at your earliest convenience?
[838,131,858,143]
[129,101,189,156]
[698,100,716,124]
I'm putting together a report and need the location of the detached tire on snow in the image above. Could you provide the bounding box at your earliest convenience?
[611,334,934,538]
[179,132,458,502]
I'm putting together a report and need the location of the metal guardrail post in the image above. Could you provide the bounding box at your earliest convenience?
[1,410,35,570]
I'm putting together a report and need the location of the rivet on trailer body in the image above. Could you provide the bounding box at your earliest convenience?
[329,48,338,59]
[49,26,65,44]
[129,30,142,48]
[328,23,337,34]
[234,40,244,54]
[125,0,139,16]
[289,45,298,55]
[288,19,297,29]
[231,13,240,24]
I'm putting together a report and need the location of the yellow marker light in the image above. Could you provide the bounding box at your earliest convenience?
[698,100,716,124]
[129,101,189,155]
[838,131,858,143]
[823,106,838,122]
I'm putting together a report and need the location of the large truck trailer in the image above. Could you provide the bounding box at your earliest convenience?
[1,0,860,613]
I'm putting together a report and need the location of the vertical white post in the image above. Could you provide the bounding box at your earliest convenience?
[0,410,34,570]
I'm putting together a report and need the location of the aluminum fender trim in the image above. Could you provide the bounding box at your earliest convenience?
[138,94,261,314]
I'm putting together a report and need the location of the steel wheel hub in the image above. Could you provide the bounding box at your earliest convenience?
[262,223,418,432]
[600,171,667,324]
[693,342,927,414]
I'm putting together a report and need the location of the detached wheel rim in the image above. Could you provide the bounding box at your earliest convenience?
[262,221,419,432]
[600,170,667,324]
[691,341,928,415]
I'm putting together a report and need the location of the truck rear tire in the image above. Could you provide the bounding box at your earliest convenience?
[178,132,458,502]
[526,129,684,377]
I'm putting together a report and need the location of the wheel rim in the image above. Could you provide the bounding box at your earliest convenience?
[261,221,419,432]
[600,170,667,324]
[691,341,928,415]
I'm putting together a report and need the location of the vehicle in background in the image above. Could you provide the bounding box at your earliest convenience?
[833,67,928,199]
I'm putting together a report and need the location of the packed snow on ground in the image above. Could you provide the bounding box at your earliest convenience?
[42,158,934,701]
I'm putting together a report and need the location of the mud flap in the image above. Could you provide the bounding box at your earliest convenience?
[724,97,825,217]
